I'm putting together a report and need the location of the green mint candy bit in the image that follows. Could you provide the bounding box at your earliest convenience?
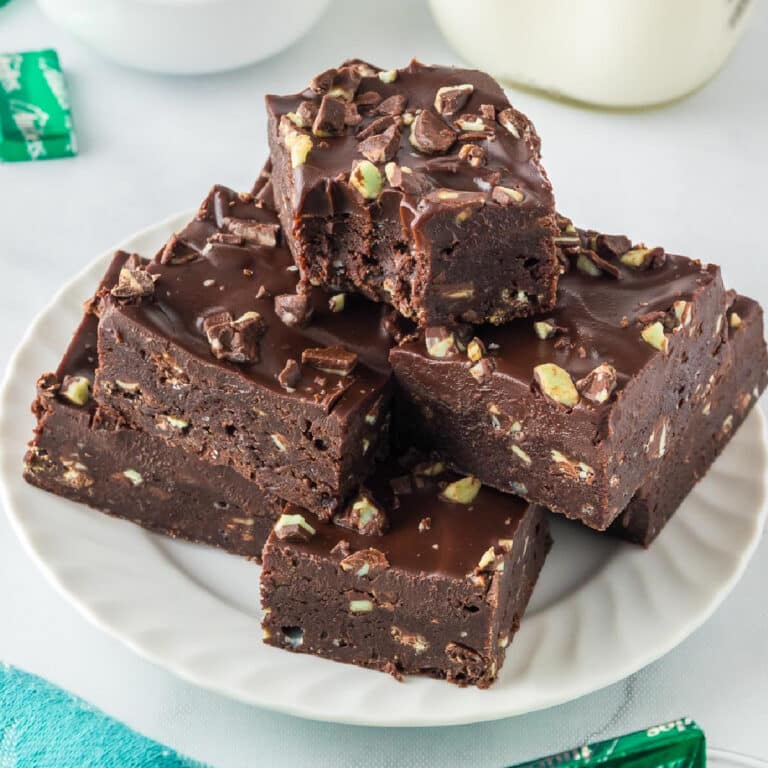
[508,718,705,768]
[0,49,77,162]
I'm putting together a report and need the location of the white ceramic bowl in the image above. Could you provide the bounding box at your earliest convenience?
[429,0,754,108]
[37,0,331,75]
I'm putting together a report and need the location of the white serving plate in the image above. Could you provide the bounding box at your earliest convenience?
[1,211,765,726]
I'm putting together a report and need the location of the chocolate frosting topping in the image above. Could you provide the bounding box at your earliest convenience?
[105,186,401,414]
[295,462,532,578]
[266,58,553,221]
[395,244,720,403]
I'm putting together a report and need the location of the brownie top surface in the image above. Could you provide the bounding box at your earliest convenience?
[279,461,536,578]
[393,243,720,406]
[266,58,554,217]
[103,186,399,413]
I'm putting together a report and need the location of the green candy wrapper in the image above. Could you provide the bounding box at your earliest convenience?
[509,718,705,768]
[0,49,76,162]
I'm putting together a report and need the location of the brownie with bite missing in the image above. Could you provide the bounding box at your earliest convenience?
[266,59,559,326]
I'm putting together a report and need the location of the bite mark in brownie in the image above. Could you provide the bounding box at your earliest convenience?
[266,59,559,326]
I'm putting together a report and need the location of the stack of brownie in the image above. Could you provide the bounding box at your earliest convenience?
[24,60,768,688]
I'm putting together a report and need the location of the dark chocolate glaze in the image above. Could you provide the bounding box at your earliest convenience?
[59,253,129,390]
[395,252,719,403]
[266,59,554,218]
[294,464,534,578]
[112,186,399,415]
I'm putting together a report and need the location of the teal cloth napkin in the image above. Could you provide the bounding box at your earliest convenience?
[0,664,208,767]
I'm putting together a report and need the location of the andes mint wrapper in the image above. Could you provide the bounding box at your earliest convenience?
[508,718,705,768]
[0,49,76,162]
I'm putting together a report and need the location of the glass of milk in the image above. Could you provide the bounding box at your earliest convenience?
[429,0,754,108]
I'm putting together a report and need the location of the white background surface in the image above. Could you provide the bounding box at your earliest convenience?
[1,1,767,766]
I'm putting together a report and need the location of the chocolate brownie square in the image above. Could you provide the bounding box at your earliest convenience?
[24,251,283,558]
[266,59,559,326]
[261,458,550,687]
[391,224,729,530]
[95,186,401,519]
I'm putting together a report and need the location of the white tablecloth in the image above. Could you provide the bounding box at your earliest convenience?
[1,1,767,765]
